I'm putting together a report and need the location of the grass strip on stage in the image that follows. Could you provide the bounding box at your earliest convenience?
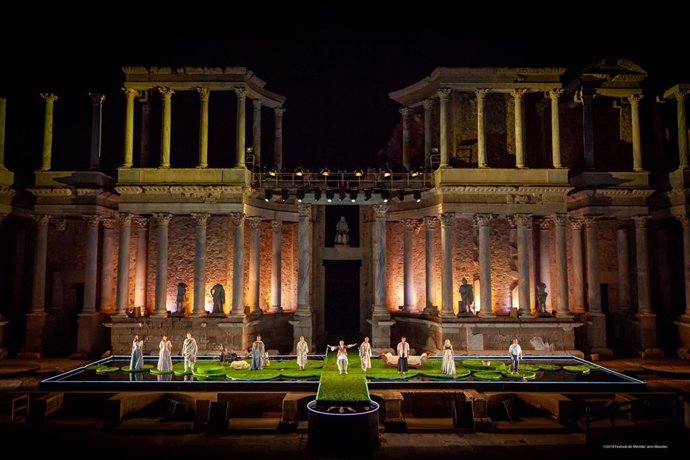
[316,349,370,403]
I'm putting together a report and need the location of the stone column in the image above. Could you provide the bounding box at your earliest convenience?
[515,214,532,314]
[675,91,688,168]
[270,220,283,313]
[552,215,571,317]
[0,97,6,168]
[423,100,433,169]
[99,218,116,313]
[476,89,489,168]
[512,89,527,168]
[584,217,602,314]
[230,212,245,315]
[274,107,284,170]
[617,225,632,313]
[629,94,644,171]
[423,217,437,311]
[549,89,563,168]
[372,204,389,313]
[158,87,174,168]
[634,216,652,314]
[115,213,133,316]
[569,218,585,313]
[679,216,690,319]
[133,217,148,311]
[440,212,455,315]
[234,88,247,168]
[197,88,210,168]
[401,219,416,311]
[82,215,101,314]
[139,99,150,167]
[122,88,139,168]
[581,89,596,170]
[153,213,172,316]
[538,218,552,311]
[192,213,210,316]
[476,214,493,317]
[88,93,105,170]
[40,93,58,171]
[297,204,312,315]
[247,217,262,314]
[31,215,50,312]
[438,89,451,167]
[400,107,410,171]
[252,99,262,167]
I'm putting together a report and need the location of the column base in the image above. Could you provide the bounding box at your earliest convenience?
[555,311,574,319]
[22,312,47,357]
[401,305,415,313]
[422,305,439,316]
[269,305,284,313]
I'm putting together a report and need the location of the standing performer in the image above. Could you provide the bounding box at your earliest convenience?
[250,335,266,370]
[441,339,456,375]
[359,337,372,372]
[508,337,523,373]
[327,340,356,375]
[157,335,173,372]
[130,335,144,371]
[181,332,198,374]
[396,336,410,375]
[296,336,309,370]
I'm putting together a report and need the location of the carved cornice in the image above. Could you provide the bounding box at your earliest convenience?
[423,216,438,229]
[133,216,148,229]
[76,188,103,197]
[229,212,245,227]
[32,214,51,226]
[29,188,73,197]
[83,215,102,228]
[400,218,417,231]
[437,185,571,197]
[191,212,210,226]
[153,213,173,226]
[297,203,312,218]
[439,212,455,226]
[474,213,493,227]
[372,204,389,219]
[115,186,143,195]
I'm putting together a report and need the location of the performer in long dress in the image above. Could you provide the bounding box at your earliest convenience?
[359,337,372,372]
[327,340,356,375]
[157,335,173,372]
[396,336,410,374]
[250,335,266,370]
[181,332,198,374]
[296,336,309,370]
[508,337,523,373]
[129,335,144,371]
[441,339,456,375]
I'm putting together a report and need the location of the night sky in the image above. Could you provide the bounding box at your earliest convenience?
[0,9,685,171]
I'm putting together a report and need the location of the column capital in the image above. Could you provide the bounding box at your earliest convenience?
[89,93,106,105]
[274,106,285,116]
[423,216,438,229]
[511,88,528,100]
[475,88,490,99]
[101,218,116,230]
[548,88,564,100]
[569,216,585,230]
[583,216,599,228]
[372,204,389,219]
[633,215,649,228]
[119,212,133,226]
[229,212,245,227]
[676,215,690,227]
[438,88,452,100]
[153,213,173,226]
[252,98,262,110]
[83,215,102,229]
[122,88,140,99]
[628,93,644,105]
[40,93,58,103]
[157,87,174,98]
[674,90,689,103]
[551,214,568,227]
[271,219,282,232]
[196,87,210,101]
[297,203,312,218]
[399,107,410,117]
[191,212,210,226]
[133,215,148,229]
[400,218,417,231]
[52,218,66,231]
[474,213,493,227]
[422,99,434,110]
[538,217,551,230]
[32,214,51,226]
[439,212,455,226]
[513,213,532,227]
[234,87,247,99]
[246,216,262,229]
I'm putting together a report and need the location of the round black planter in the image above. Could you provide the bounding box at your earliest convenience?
[307,400,380,452]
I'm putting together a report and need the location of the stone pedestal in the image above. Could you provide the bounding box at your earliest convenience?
[576,313,613,358]
[635,313,664,358]
[368,312,395,352]
[19,312,47,358]
[72,312,102,358]
[289,313,313,352]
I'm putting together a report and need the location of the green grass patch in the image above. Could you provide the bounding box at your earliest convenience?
[121,364,154,372]
[419,367,472,379]
[501,370,537,380]
[462,360,507,372]
[280,370,321,380]
[267,360,324,370]
[473,371,503,381]
[317,373,370,402]
[563,365,591,374]
[537,364,561,372]
[95,366,120,374]
[365,369,420,380]
[516,364,540,372]
[85,364,105,371]
[150,369,174,375]
[226,369,281,380]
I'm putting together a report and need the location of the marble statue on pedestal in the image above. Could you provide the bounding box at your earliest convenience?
[175,282,188,314]
[335,216,349,246]
[457,278,475,317]
[210,283,225,315]
[536,282,552,316]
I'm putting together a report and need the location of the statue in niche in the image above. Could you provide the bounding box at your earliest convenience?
[175,282,188,314]
[536,282,552,316]
[210,283,226,315]
[457,277,475,317]
[335,216,349,246]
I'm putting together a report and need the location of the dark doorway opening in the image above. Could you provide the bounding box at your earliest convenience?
[324,260,361,340]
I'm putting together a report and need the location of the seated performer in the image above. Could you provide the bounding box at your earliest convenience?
[250,335,266,370]
[328,340,357,375]
[441,339,456,375]
[508,337,523,373]
[296,336,309,370]
[157,335,173,372]
[130,335,144,371]
[181,332,198,374]
[396,336,410,375]
[359,337,372,372]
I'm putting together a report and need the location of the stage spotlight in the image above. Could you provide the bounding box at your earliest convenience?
[383,168,392,178]
[326,190,334,202]
[281,189,289,202]
[268,167,277,177]
[413,190,422,202]
[398,190,405,201]
[320,167,331,177]
[381,190,390,203]
[349,190,358,202]
[364,190,372,201]
[264,190,272,202]
[296,190,305,202]
[354,168,364,177]
[294,167,304,177]
[314,189,322,201]
[338,190,346,201]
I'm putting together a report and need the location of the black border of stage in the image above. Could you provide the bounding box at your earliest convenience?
[40,355,645,392]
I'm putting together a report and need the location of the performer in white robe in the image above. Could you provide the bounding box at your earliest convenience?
[157,336,173,372]
[328,340,356,374]
[441,339,456,375]
[129,335,144,371]
[181,332,198,374]
[296,336,309,370]
[359,337,372,372]
[396,336,410,374]
[250,335,266,370]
